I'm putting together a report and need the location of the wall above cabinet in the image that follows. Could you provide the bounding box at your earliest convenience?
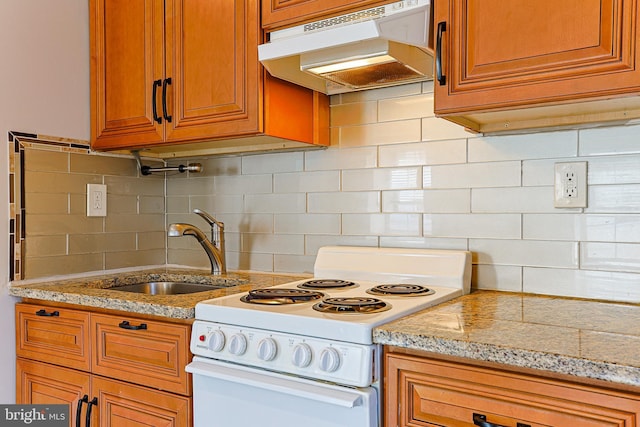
[89,0,329,157]
[433,0,640,134]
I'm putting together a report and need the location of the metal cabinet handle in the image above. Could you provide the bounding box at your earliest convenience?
[76,395,88,427]
[162,77,172,123]
[35,309,59,317]
[473,413,531,427]
[152,79,162,124]
[435,21,447,86]
[118,320,147,330]
[86,397,98,427]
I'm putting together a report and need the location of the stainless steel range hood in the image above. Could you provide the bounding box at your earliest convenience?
[259,0,433,95]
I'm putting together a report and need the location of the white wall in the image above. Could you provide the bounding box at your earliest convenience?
[0,0,89,403]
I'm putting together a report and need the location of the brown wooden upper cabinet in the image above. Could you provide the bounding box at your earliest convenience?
[433,0,640,133]
[262,0,391,30]
[90,0,329,155]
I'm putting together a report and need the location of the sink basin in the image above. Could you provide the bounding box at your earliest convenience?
[111,281,223,295]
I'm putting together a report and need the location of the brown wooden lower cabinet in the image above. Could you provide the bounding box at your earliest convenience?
[385,350,640,427]
[15,302,192,426]
[17,359,190,426]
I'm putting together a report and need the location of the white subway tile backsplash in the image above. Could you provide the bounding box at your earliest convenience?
[379,139,466,167]
[339,120,421,147]
[378,93,434,121]
[241,151,304,174]
[425,214,521,239]
[342,213,422,236]
[469,130,578,162]
[587,184,640,213]
[473,264,523,292]
[379,236,469,250]
[343,167,421,191]
[274,170,340,193]
[422,116,476,141]
[472,187,554,213]
[383,189,470,213]
[471,239,579,268]
[423,161,521,189]
[586,155,640,185]
[581,242,640,273]
[330,100,377,126]
[213,174,273,194]
[523,267,640,302]
[524,214,640,242]
[308,191,380,213]
[579,123,640,156]
[305,235,379,254]
[241,233,305,255]
[274,214,341,235]
[156,85,640,303]
[244,193,306,214]
[305,146,377,171]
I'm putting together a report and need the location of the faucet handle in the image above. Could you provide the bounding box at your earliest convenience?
[193,208,223,229]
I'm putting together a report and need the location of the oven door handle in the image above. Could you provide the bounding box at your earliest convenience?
[186,360,365,408]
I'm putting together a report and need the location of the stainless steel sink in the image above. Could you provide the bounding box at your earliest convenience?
[111,281,222,295]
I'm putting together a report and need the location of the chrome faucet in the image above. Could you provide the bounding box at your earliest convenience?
[168,209,226,275]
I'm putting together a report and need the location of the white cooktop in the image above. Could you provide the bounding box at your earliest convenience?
[194,246,471,344]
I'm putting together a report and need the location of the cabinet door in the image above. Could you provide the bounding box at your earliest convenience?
[16,303,91,372]
[16,359,90,424]
[90,0,165,148]
[164,0,261,142]
[93,376,191,427]
[434,0,640,116]
[91,313,191,396]
[385,353,640,427]
[262,0,389,29]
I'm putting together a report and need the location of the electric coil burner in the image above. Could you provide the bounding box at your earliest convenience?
[313,296,390,314]
[366,283,435,297]
[240,288,324,305]
[187,246,472,427]
[297,279,358,289]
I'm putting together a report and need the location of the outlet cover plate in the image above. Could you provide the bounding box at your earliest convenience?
[87,183,107,217]
[554,162,587,208]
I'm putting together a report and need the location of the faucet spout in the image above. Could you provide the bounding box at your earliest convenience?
[168,218,226,275]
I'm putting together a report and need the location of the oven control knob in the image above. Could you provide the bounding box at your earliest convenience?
[257,338,278,361]
[228,333,248,355]
[319,347,341,372]
[291,343,312,368]
[207,330,225,352]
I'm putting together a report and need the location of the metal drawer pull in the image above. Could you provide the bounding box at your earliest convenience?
[118,320,148,330]
[86,397,98,427]
[162,77,172,122]
[35,309,59,317]
[473,413,531,427]
[435,21,447,86]
[152,79,162,124]
[76,395,88,427]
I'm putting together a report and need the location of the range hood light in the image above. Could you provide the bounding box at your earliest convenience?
[304,55,395,75]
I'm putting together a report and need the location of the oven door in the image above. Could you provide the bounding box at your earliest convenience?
[186,357,378,427]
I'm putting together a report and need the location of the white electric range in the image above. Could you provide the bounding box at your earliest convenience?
[186,246,471,427]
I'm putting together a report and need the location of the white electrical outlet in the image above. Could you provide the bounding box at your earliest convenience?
[87,184,107,217]
[554,162,587,208]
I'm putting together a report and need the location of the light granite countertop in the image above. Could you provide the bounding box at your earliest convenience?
[374,290,640,388]
[9,267,309,319]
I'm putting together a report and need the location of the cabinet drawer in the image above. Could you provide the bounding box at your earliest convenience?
[91,313,191,395]
[16,303,90,371]
[386,353,640,427]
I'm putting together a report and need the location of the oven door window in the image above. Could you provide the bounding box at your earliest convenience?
[187,358,378,427]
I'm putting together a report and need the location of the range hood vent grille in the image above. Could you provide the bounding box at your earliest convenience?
[259,0,433,95]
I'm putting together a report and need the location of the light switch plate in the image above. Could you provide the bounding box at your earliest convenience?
[87,184,107,217]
